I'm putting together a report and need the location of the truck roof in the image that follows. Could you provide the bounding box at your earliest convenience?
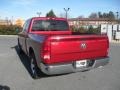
[31,17,67,21]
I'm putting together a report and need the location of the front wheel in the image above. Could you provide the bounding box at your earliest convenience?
[30,54,39,79]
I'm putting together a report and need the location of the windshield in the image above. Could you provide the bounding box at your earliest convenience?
[32,20,69,31]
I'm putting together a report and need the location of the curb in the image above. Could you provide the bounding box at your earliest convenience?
[110,40,120,44]
[0,35,17,37]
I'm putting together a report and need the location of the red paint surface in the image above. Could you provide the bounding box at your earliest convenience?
[19,17,109,64]
[42,35,109,64]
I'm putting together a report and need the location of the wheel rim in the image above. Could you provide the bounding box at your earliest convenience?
[30,58,36,75]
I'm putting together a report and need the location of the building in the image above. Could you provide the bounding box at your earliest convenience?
[68,18,117,28]
[0,19,12,25]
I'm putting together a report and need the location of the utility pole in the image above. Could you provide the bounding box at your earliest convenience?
[116,12,119,31]
[37,12,41,17]
[63,8,70,19]
[116,12,119,23]
[116,12,120,24]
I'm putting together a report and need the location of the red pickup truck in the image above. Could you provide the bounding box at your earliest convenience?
[18,17,109,79]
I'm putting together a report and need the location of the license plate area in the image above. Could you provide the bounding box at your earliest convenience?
[75,60,87,68]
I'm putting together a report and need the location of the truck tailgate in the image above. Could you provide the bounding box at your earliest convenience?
[49,35,109,64]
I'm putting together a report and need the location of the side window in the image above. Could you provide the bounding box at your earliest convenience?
[23,22,27,32]
[22,19,31,32]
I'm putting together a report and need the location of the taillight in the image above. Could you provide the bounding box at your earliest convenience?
[41,40,51,63]
[107,38,109,56]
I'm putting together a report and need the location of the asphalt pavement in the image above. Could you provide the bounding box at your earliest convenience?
[0,36,120,90]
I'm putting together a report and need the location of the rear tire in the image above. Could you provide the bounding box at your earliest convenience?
[30,53,39,79]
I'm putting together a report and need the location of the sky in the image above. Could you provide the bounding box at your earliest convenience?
[0,0,120,20]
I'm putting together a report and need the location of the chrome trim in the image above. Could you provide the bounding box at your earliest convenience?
[40,57,109,75]
[81,42,87,49]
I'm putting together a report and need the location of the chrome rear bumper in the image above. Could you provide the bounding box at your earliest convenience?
[40,57,109,75]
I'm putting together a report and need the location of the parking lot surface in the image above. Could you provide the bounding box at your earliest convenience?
[0,36,120,90]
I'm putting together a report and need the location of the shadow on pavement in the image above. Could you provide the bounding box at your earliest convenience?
[0,85,10,90]
[12,45,70,79]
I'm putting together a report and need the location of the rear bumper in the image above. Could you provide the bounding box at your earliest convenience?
[40,57,109,75]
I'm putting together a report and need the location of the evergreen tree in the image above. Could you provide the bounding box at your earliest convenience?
[46,10,56,17]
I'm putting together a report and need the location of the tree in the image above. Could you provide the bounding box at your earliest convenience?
[0,25,22,35]
[97,11,115,20]
[46,10,56,17]
[108,11,115,20]
[98,12,103,18]
[15,19,24,27]
[87,25,94,34]
[102,13,108,18]
[89,13,98,18]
